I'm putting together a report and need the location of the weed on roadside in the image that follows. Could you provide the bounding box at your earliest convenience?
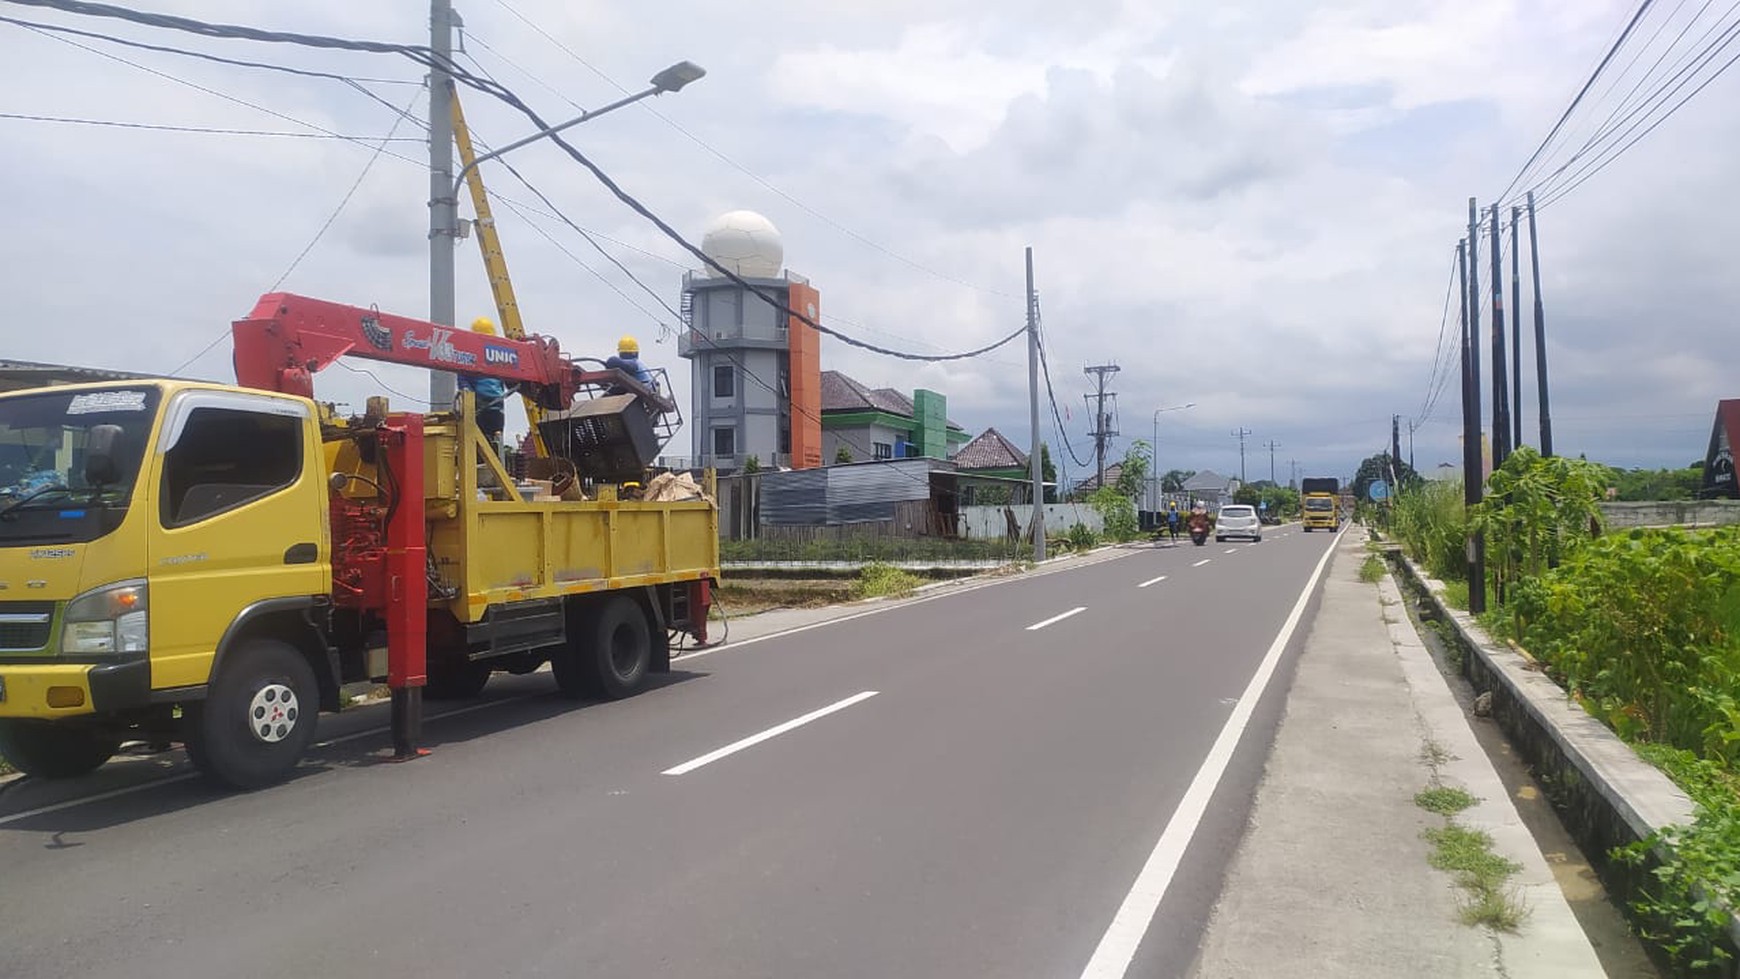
[0,754,12,777]
[1359,554,1386,583]
[1422,823,1529,930]
[1416,786,1478,816]
[1421,739,1455,769]
[853,563,923,601]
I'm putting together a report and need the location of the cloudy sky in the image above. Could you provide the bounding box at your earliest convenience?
[3,0,1735,483]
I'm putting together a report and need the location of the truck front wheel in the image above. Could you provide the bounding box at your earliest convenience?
[554,596,651,701]
[185,639,318,790]
[0,720,118,779]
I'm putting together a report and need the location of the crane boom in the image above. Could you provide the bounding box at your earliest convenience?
[451,87,549,455]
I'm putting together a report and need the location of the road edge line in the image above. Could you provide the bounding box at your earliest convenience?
[1076,526,1344,979]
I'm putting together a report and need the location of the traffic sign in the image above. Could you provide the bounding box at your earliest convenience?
[1369,480,1390,502]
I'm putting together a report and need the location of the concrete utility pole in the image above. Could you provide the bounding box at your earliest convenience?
[1510,206,1523,451]
[1231,427,1252,483]
[1083,363,1121,491]
[1526,191,1554,457]
[1288,459,1298,490]
[1264,439,1280,485]
[1489,204,1510,469]
[428,0,458,407]
[1026,247,1045,562]
[1461,206,1486,614]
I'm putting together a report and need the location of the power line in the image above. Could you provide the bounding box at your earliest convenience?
[1415,246,1461,427]
[1496,0,1659,205]
[473,7,1017,300]
[15,0,1028,364]
[494,194,674,331]
[12,17,431,167]
[272,86,425,291]
[0,12,421,84]
[0,111,423,139]
[1533,13,1740,209]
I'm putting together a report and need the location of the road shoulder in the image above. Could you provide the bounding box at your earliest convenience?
[1189,530,1605,978]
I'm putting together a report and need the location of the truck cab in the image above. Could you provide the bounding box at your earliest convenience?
[0,381,330,779]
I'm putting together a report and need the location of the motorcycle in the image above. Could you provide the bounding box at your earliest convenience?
[1189,525,1210,546]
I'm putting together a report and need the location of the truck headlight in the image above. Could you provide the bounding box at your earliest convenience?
[62,580,148,655]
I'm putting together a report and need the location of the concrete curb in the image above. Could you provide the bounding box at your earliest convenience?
[1385,549,1740,958]
[1375,564,1605,976]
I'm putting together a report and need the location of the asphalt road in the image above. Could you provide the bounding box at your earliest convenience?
[0,525,1340,979]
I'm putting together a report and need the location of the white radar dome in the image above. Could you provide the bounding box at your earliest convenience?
[701,210,784,278]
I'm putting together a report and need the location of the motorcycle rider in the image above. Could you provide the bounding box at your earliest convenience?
[1187,504,1212,541]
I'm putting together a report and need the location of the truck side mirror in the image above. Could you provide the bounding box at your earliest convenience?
[84,424,124,487]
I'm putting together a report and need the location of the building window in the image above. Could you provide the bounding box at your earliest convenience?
[873,442,893,460]
[712,426,736,458]
[712,364,735,399]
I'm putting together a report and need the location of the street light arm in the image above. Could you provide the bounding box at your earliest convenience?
[451,84,662,197]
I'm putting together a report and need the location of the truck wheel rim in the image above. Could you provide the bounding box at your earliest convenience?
[248,684,300,744]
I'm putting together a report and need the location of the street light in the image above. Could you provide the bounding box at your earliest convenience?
[1151,402,1196,510]
[450,60,706,198]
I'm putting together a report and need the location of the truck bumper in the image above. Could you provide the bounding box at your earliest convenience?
[0,656,151,719]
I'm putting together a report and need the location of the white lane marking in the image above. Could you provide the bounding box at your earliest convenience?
[0,694,541,827]
[1026,607,1088,631]
[1223,548,1237,554]
[676,548,1137,662]
[1137,575,1168,589]
[0,773,200,828]
[1192,559,1211,568]
[662,691,878,776]
[1076,526,1344,979]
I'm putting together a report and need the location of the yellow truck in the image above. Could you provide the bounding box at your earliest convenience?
[1301,477,1341,532]
[0,294,718,788]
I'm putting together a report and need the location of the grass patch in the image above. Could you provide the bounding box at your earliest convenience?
[852,563,923,601]
[1416,785,1478,816]
[715,578,855,617]
[1422,818,1528,931]
[1359,553,1386,583]
[0,754,12,777]
[1440,579,1470,610]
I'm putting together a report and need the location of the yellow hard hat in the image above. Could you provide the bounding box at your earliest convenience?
[471,317,497,335]
[617,335,639,355]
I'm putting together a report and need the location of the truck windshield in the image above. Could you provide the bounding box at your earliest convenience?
[0,386,160,544]
[1304,497,1333,511]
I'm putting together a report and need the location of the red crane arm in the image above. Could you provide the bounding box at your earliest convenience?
[230,293,579,408]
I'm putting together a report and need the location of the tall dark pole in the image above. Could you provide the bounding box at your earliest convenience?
[1392,415,1402,474]
[1489,204,1510,469]
[1510,206,1523,450]
[1526,191,1554,457]
[1463,202,1487,614]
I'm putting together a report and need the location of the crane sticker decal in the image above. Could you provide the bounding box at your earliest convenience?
[401,327,478,367]
[360,313,394,352]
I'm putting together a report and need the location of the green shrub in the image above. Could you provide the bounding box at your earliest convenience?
[1512,526,1740,761]
[1088,486,1139,542]
[722,536,1019,565]
[1391,479,1468,582]
[1064,522,1101,551]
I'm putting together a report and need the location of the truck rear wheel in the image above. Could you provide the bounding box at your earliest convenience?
[185,639,317,790]
[0,720,118,779]
[554,595,651,701]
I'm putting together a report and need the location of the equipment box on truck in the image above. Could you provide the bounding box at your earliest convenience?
[0,294,718,788]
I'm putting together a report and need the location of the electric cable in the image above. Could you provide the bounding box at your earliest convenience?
[474,9,1017,300]
[1496,0,1658,205]
[0,111,423,139]
[272,85,425,291]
